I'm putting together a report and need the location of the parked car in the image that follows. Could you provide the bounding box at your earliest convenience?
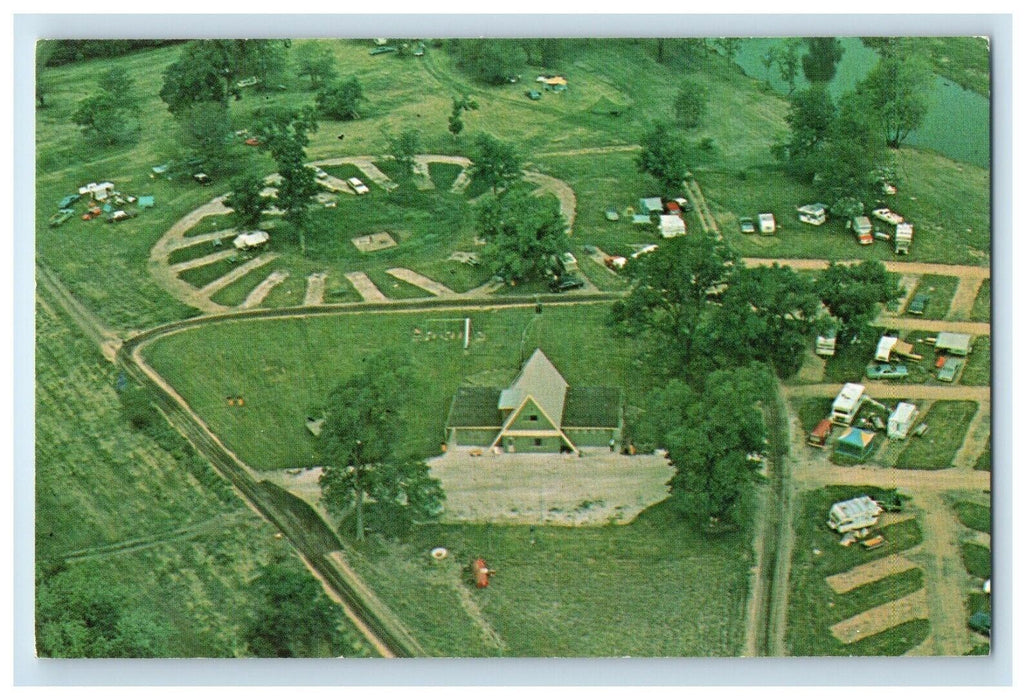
[347,177,369,195]
[739,217,756,234]
[872,207,905,225]
[309,166,329,180]
[81,206,102,221]
[873,230,892,242]
[193,173,211,185]
[631,244,658,259]
[937,356,965,383]
[866,363,909,380]
[605,207,620,221]
[527,90,542,100]
[106,210,138,223]
[244,137,262,147]
[604,255,627,270]
[549,274,585,292]
[807,418,833,447]
[907,293,930,315]
[49,209,75,227]
[370,46,398,55]
[58,194,80,209]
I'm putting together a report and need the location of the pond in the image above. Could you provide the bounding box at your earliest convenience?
[734,38,989,168]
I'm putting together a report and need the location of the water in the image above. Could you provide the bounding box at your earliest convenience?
[733,38,989,168]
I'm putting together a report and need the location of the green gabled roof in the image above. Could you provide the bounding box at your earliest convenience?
[562,386,622,428]
[502,349,569,425]
[447,386,502,427]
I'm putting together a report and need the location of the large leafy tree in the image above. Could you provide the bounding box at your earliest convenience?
[610,233,737,382]
[658,367,771,529]
[816,261,902,344]
[245,553,366,658]
[225,173,272,230]
[453,39,525,85]
[318,351,444,541]
[781,83,837,181]
[814,91,887,208]
[73,67,141,145]
[294,42,338,89]
[174,101,249,178]
[160,40,289,115]
[637,121,691,194]
[469,133,522,196]
[801,38,845,84]
[713,38,743,65]
[254,105,321,253]
[704,264,821,378]
[386,128,422,181]
[857,52,932,148]
[775,38,803,96]
[672,80,708,129]
[315,76,365,121]
[477,189,568,284]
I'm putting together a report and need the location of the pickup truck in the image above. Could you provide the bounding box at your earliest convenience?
[907,293,930,316]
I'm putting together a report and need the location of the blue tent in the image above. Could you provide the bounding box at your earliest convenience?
[834,428,877,462]
[138,195,155,209]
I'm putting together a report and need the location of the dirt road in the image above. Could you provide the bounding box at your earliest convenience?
[786,384,990,401]
[743,258,990,278]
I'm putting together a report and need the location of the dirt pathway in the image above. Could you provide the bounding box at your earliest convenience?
[524,171,577,234]
[199,252,279,297]
[874,315,990,336]
[908,492,977,656]
[953,400,992,470]
[536,144,638,158]
[825,550,920,594]
[793,462,990,493]
[829,588,928,644]
[386,268,455,297]
[169,248,237,273]
[304,272,328,306]
[164,229,236,250]
[947,275,984,320]
[743,258,990,278]
[343,271,388,302]
[786,383,990,401]
[36,264,123,362]
[240,270,289,309]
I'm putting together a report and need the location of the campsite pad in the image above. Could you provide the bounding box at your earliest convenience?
[829,588,928,644]
[825,552,919,594]
[352,232,397,252]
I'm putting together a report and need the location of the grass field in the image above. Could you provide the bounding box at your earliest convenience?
[971,279,991,323]
[142,303,650,470]
[912,275,960,321]
[786,486,928,656]
[952,501,991,534]
[895,401,979,470]
[347,501,752,656]
[959,336,991,386]
[974,444,991,472]
[961,543,991,580]
[35,290,371,657]
[794,397,833,434]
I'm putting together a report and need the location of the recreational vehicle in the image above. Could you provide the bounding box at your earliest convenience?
[831,382,866,426]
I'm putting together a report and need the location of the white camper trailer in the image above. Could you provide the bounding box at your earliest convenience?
[797,203,827,226]
[887,403,919,440]
[757,212,776,234]
[815,334,837,357]
[875,335,899,362]
[894,222,913,254]
[827,496,883,533]
[233,230,270,251]
[657,214,686,238]
[831,383,866,426]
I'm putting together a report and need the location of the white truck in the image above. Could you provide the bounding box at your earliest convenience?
[827,496,883,533]
[831,382,866,426]
[894,222,913,255]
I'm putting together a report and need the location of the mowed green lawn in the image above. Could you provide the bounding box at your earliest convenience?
[35,290,371,657]
[343,502,751,657]
[786,486,928,656]
[142,303,648,469]
[895,401,979,470]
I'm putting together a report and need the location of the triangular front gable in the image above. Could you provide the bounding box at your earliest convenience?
[490,394,576,451]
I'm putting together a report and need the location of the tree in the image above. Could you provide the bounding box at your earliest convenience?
[813,91,887,206]
[659,367,771,528]
[801,38,845,84]
[704,264,821,378]
[477,189,569,284]
[447,111,464,138]
[447,95,478,139]
[637,121,691,194]
[315,76,364,121]
[673,80,708,129]
[610,233,737,382]
[760,48,776,87]
[775,39,803,96]
[160,40,288,115]
[714,38,743,65]
[469,133,522,196]
[254,106,320,253]
[318,351,443,541]
[245,553,354,657]
[386,128,422,181]
[73,67,141,146]
[225,174,271,230]
[453,39,525,85]
[294,42,338,89]
[781,83,837,181]
[857,53,931,148]
[816,261,902,344]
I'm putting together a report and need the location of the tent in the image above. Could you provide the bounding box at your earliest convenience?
[658,214,686,238]
[834,427,877,462]
[137,196,155,209]
[639,197,664,216]
[935,332,973,356]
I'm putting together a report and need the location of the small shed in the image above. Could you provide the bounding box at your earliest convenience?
[935,332,973,357]
[834,427,877,462]
[658,214,686,238]
[639,197,664,217]
[887,403,918,440]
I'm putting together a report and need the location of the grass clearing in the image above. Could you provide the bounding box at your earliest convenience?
[209,266,285,308]
[974,444,991,472]
[912,275,959,321]
[428,162,464,191]
[959,336,991,386]
[961,543,991,579]
[951,501,990,534]
[971,279,991,322]
[794,397,832,434]
[142,304,651,470]
[347,501,752,656]
[177,254,254,289]
[34,289,371,657]
[786,486,927,656]
[895,401,979,470]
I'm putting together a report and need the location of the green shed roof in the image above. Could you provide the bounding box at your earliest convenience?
[446,386,502,428]
[562,387,622,428]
